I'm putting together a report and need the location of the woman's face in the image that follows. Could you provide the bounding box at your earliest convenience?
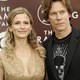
[10,13,32,39]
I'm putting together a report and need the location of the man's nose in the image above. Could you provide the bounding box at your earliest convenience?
[57,13,62,20]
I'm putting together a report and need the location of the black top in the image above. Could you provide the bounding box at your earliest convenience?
[53,32,72,80]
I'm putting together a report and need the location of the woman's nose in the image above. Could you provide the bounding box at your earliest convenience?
[20,23,24,28]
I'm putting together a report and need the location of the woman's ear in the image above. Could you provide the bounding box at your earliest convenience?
[8,27,12,32]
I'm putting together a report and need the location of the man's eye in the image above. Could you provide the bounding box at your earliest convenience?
[60,11,65,14]
[50,13,56,16]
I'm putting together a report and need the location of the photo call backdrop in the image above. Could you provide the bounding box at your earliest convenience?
[0,0,80,48]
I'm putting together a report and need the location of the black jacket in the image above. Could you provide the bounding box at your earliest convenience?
[43,27,80,80]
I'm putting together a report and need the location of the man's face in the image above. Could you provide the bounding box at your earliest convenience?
[48,1,71,32]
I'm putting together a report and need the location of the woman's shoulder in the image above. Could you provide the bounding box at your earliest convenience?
[0,48,6,68]
[0,48,5,59]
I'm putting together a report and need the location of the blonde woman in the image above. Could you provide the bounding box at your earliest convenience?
[0,7,45,80]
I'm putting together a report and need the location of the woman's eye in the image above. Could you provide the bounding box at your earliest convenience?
[12,21,20,25]
[12,21,30,25]
[24,22,29,24]
[15,22,19,24]
[24,21,30,24]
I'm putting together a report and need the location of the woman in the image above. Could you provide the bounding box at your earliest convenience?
[0,7,45,80]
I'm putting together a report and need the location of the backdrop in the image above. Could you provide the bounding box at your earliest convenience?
[0,0,80,48]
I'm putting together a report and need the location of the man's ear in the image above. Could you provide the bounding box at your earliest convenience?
[69,14,71,18]
[69,13,72,20]
[68,12,71,18]
[47,19,49,22]
[47,19,50,24]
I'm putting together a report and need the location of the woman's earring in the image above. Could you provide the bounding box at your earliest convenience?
[10,32,13,40]
[29,31,32,40]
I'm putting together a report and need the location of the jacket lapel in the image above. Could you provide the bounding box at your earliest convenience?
[64,28,80,77]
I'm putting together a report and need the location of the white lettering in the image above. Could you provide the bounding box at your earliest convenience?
[72,11,79,19]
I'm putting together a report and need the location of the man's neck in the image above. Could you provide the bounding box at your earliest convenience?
[55,26,72,39]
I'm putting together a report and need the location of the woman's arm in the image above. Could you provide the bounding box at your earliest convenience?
[0,67,3,80]
[0,50,4,80]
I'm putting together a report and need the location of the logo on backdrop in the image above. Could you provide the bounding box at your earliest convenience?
[0,0,8,2]
[0,0,8,1]
[37,4,50,26]
[0,6,10,27]
[0,32,6,48]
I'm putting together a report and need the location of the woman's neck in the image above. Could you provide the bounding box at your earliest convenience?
[14,38,29,50]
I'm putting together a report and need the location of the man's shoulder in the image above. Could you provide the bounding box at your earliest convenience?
[71,27,80,42]
[73,27,80,32]
[73,27,80,35]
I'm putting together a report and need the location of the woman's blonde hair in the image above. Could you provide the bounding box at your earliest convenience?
[5,7,45,58]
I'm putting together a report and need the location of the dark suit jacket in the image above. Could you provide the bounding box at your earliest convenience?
[43,27,80,80]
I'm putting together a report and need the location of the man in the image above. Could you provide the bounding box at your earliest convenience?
[42,0,80,80]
